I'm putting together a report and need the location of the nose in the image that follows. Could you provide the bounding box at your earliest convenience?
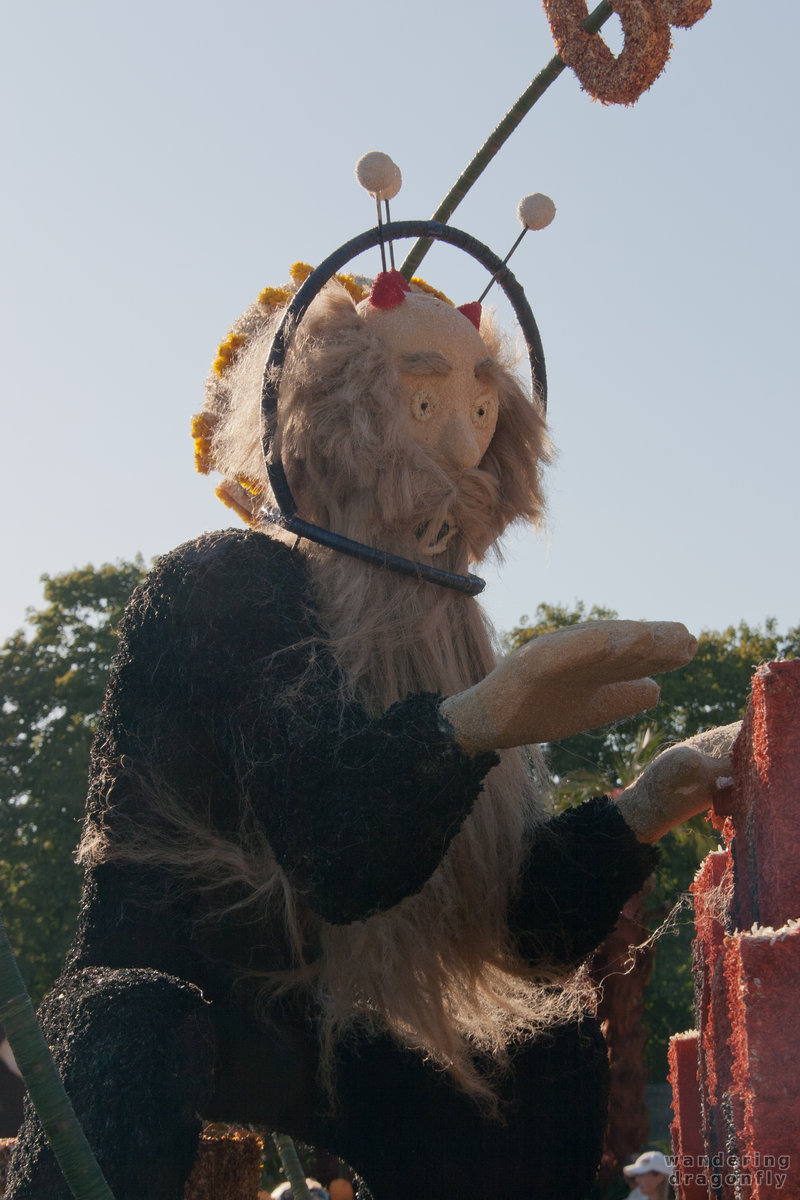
[441,411,482,470]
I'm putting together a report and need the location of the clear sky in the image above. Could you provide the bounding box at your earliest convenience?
[2,0,797,646]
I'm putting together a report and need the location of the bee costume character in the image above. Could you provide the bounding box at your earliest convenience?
[7,6,731,1196]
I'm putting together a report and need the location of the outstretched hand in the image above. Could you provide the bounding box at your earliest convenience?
[614,722,741,843]
[440,620,698,755]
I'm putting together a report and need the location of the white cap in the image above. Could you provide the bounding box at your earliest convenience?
[623,1150,673,1178]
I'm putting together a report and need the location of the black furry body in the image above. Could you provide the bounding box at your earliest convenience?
[6,530,657,1200]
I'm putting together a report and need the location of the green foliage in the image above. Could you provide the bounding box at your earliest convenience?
[507,602,798,1082]
[657,617,800,737]
[0,560,147,1003]
[642,816,719,1081]
[505,601,620,647]
[551,723,667,811]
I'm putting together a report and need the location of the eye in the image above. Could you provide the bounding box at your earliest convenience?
[410,388,439,422]
[472,392,496,428]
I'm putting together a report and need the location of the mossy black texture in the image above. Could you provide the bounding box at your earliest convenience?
[6,530,658,1200]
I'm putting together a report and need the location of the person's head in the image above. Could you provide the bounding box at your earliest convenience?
[624,1151,673,1198]
[358,292,500,475]
[199,275,551,570]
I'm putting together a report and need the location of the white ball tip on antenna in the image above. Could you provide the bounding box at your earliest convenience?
[355,152,402,201]
[517,193,556,230]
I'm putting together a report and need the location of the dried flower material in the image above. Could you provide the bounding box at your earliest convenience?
[258,286,292,310]
[213,332,248,376]
[183,1126,263,1200]
[661,0,712,29]
[289,262,313,286]
[215,481,259,526]
[542,0,671,106]
[409,277,453,305]
[191,411,218,474]
[334,272,370,304]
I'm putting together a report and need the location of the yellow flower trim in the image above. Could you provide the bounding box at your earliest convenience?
[215,482,258,527]
[258,285,292,309]
[191,411,217,474]
[410,277,453,305]
[213,332,247,377]
[194,439,213,473]
[202,264,455,524]
[237,475,263,497]
[335,273,370,304]
[290,262,313,285]
[293,264,369,304]
[191,412,215,439]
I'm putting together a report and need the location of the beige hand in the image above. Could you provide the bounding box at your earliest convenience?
[614,722,741,843]
[440,620,698,754]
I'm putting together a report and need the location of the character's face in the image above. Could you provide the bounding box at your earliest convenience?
[360,294,499,472]
[635,1172,668,1196]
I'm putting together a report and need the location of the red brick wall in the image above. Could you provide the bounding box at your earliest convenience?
[669,661,800,1199]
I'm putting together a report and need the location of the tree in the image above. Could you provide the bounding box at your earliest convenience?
[506,603,799,1081]
[657,616,800,736]
[0,560,147,1004]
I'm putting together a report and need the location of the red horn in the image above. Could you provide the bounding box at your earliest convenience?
[457,301,482,330]
[368,270,411,310]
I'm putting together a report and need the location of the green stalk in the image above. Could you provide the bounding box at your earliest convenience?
[400,0,614,279]
[272,1132,312,1199]
[0,913,115,1200]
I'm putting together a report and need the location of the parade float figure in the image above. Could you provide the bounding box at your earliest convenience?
[6,168,735,1200]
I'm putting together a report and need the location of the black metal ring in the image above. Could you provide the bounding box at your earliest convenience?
[259,219,547,595]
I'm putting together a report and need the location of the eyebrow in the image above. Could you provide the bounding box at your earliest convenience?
[474,357,502,383]
[397,352,502,382]
[397,351,453,375]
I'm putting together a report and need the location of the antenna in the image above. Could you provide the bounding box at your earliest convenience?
[477,194,556,303]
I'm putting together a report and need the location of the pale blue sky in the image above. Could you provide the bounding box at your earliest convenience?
[1,1,797,644]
